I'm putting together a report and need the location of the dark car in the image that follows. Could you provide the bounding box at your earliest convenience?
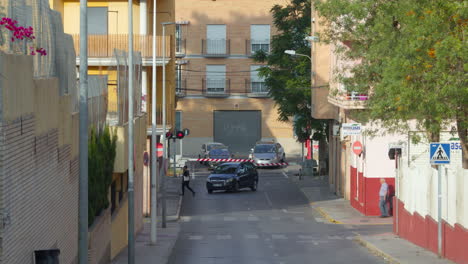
[207,148,232,169]
[206,162,258,194]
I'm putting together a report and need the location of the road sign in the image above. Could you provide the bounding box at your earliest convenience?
[430,143,450,164]
[157,143,163,158]
[352,141,363,155]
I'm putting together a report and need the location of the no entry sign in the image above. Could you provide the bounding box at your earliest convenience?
[352,141,363,155]
[157,142,163,158]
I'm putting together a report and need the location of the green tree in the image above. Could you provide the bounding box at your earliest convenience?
[315,0,467,167]
[254,0,327,143]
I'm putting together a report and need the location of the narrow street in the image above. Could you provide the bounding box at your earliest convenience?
[168,167,387,264]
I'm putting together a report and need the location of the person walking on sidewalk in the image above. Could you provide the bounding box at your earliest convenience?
[181,165,195,197]
[379,178,389,217]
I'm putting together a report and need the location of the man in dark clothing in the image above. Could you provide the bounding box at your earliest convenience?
[181,165,195,196]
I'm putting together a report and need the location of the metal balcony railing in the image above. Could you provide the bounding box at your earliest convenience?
[327,90,368,109]
[246,39,270,56]
[201,39,230,57]
[72,34,171,58]
[176,38,186,57]
[245,79,269,97]
[202,78,230,97]
[176,79,187,97]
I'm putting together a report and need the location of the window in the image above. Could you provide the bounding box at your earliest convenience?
[251,25,270,53]
[176,24,184,54]
[207,25,226,54]
[88,7,108,35]
[175,111,182,131]
[250,65,268,93]
[176,64,183,93]
[206,65,226,93]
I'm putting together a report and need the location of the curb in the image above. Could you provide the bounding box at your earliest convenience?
[314,206,344,224]
[354,235,400,264]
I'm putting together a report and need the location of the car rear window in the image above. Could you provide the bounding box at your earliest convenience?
[254,145,275,153]
[209,149,230,156]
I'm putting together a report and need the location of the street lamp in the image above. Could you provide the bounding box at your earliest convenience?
[284,49,311,60]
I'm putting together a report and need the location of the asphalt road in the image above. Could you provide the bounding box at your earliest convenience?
[168,167,386,264]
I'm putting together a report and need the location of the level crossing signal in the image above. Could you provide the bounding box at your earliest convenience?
[165,130,186,140]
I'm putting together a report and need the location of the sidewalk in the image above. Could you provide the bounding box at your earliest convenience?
[111,176,183,264]
[288,166,453,264]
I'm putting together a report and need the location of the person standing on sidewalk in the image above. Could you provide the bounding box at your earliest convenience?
[379,178,389,217]
[181,165,195,197]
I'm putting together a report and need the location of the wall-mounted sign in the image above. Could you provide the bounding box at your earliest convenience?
[341,123,362,136]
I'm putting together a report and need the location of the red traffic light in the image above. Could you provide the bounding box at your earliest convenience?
[176,131,185,139]
[165,131,173,139]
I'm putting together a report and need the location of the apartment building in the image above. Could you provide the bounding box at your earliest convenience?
[174,0,301,157]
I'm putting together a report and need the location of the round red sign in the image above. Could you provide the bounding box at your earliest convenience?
[352,141,363,155]
[157,142,163,158]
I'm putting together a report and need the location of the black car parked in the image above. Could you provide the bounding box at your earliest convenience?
[206,162,258,194]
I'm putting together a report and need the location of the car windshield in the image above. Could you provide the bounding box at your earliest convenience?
[213,164,238,174]
[209,149,230,157]
[254,145,276,153]
[207,144,225,151]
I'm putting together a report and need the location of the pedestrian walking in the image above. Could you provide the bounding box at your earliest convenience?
[181,165,195,197]
[379,178,389,217]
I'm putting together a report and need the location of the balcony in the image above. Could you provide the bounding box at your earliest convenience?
[327,91,368,110]
[245,79,269,97]
[72,34,171,58]
[201,39,230,57]
[175,79,187,97]
[245,39,270,57]
[202,79,230,97]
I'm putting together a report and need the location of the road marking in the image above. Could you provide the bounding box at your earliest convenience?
[298,235,315,240]
[217,234,232,240]
[315,218,326,223]
[247,216,259,221]
[293,217,305,222]
[282,209,288,213]
[223,216,236,221]
[245,234,260,239]
[180,216,191,222]
[327,235,343,240]
[264,191,273,208]
[201,216,214,222]
[188,235,203,240]
[282,171,289,178]
[272,234,287,240]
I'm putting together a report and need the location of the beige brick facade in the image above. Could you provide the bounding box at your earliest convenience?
[175,0,301,156]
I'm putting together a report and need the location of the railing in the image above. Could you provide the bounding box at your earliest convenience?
[245,79,269,96]
[201,39,230,57]
[327,90,368,109]
[176,79,187,97]
[175,38,186,57]
[71,34,171,58]
[246,39,270,56]
[202,78,230,97]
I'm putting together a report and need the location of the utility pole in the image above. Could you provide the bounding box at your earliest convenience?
[150,0,158,245]
[127,0,135,262]
[78,1,88,263]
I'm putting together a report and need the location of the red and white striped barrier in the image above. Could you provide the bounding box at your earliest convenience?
[196,158,288,167]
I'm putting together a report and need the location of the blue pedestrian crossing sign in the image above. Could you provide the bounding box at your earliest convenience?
[430,143,450,164]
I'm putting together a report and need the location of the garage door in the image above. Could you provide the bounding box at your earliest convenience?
[214,110,261,157]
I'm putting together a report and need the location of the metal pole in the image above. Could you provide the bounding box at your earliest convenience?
[395,152,399,235]
[161,23,167,228]
[438,165,442,257]
[173,138,177,178]
[150,0,158,245]
[78,1,88,263]
[127,0,135,262]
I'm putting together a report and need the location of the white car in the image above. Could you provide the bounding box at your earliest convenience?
[250,141,285,166]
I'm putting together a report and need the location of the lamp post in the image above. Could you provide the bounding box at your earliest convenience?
[150,0,158,245]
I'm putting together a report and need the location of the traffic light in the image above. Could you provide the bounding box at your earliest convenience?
[176,131,185,139]
[165,131,173,139]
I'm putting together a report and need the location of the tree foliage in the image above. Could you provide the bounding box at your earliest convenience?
[88,126,118,226]
[315,0,468,167]
[253,0,327,143]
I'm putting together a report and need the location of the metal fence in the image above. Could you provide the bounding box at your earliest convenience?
[109,49,142,125]
[88,75,108,130]
[0,0,78,111]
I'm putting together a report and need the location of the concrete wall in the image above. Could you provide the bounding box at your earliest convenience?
[88,209,111,264]
[0,52,79,264]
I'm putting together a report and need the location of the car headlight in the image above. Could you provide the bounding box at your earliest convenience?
[226,178,234,183]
